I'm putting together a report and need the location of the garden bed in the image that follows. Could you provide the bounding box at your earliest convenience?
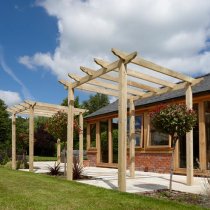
[140,189,210,209]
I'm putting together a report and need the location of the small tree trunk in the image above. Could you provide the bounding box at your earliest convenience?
[169,137,178,192]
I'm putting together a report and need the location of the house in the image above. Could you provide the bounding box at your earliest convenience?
[85,73,210,175]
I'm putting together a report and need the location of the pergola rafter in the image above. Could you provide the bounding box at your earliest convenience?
[60,48,202,192]
[7,100,87,172]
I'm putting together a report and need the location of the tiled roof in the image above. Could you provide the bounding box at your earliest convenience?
[85,73,210,119]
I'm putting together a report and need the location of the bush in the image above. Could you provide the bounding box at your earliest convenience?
[48,162,61,176]
[16,160,29,169]
[3,161,12,169]
[73,157,84,180]
[0,149,9,165]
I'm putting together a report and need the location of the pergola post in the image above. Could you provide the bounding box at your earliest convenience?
[118,60,128,192]
[67,87,74,180]
[79,112,83,165]
[129,98,135,178]
[96,121,100,163]
[186,84,194,185]
[57,139,61,164]
[29,105,34,172]
[108,118,113,164]
[12,113,16,170]
[87,124,90,150]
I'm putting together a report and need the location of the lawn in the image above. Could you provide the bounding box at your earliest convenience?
[26,156,57,161]
[0,168,206,210]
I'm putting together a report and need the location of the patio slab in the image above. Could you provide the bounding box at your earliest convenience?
[20,162,208,194]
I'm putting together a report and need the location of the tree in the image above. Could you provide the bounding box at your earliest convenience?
[47,111,67,175]
[47,111,81,175]
[34,122,56,157]
[0,99,11,164]
[150,103,197,191]
[61,96,80,108]
[82,93,109,114]
[16,116,29,158]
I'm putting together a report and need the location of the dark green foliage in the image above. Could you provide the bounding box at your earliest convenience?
[16,116,29,156]
[61,96,80,108]
[73,157,84,180]
[34,122,56,157]
[0,99,10,143]
[83,93,109,114]
[16,159,29,169]
[150,104,197,143]
[0,99,11,164]
[48,162,61,176]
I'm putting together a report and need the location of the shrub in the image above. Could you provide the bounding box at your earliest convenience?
[73,157,84,180]
[16,160,29,169]
[4,161,12,169]
[48,162,61,176]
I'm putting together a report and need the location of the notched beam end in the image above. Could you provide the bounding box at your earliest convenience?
[80,66,93,76]
[94,58,108,69]
[68,73,80,82]
[111,48,137,64]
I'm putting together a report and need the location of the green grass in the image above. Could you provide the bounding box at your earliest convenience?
[26,156,57,161]
[0,167,206,210]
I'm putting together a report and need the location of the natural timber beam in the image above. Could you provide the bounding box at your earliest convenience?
[129,98,135,178]
[112,49,137,64]
[112,48,195,83]
[186,84,193,185]
[69,73,144,96]
[29,105,34,172]
[71,51,137,89]
[76,83,120,98]
[80,66,159,92]
[94,58,175,88]
[57,139,61,164]
[79,112,84,165]
[133,78,203,101]
[12,113,16,170]
[80,66,93,76]
[67,86,74,180]
[108,118,113,164]
[118,60,128,192]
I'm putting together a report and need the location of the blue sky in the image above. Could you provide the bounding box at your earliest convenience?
[0,0,89,106]
[1,0,210,107]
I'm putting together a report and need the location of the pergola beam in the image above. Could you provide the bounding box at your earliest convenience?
[133,78,202,101]
[81,66,159,92]
[94,58,175,88]
[68,73,145,97]
[112,48,195,83]
[76,83,121,98]
[71,51,137,89]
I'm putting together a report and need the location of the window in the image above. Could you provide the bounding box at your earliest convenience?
[135,116,143,147]
[149,123,169,146]
[205,101,210,170]
[127,115,143,147]
[90,123,96,147]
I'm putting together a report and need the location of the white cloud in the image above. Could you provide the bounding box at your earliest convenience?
[19,0,210,81]
[0,90,22,106]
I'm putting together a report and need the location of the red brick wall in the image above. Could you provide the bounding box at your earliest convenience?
[87,152,97,166]
[87,150,172,173]
[134,153,172,173]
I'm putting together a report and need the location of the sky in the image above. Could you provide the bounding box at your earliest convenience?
[1,0,210,107]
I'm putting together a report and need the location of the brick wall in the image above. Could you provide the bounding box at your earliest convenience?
[87,149,172,173]
[134,153,172,173]
[87,151,97,166]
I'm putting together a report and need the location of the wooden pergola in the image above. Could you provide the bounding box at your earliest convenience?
[60,48,202,192]
[7,100,87,171]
